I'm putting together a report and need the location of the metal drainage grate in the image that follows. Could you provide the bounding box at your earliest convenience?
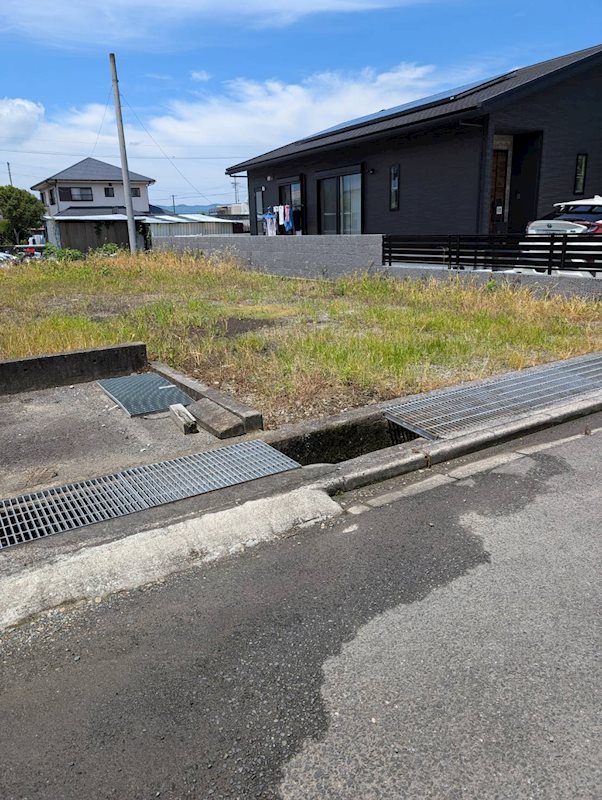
[0,441,300,550]
[385,352,602,441]
[97,373,192,416]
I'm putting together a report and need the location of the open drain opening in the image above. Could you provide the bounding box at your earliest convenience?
[269,353,602,466]
[386,420,424,445]
[266,411,411,466]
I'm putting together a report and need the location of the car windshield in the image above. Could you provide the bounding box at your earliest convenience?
[541,208,602,222]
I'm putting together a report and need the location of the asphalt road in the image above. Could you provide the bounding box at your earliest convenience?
[1,415,600,799]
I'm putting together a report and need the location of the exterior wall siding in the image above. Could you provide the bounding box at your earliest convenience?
[56,220,130,251]
[149,221,234,238]
[490,63,602,219]
[43,181,150,215]
[248,126,483,236]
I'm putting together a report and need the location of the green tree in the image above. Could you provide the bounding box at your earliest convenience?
[0,185,46,244]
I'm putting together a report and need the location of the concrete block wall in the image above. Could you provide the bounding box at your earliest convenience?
[154,234,601,298]
[153,234,384,278]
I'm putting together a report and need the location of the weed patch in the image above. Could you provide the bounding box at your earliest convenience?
[1,251,600,426]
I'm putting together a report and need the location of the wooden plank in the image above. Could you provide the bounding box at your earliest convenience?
[169,403,198,435]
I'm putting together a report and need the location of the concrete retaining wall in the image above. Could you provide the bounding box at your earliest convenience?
[154,234,383,278]
[0,343,147,395]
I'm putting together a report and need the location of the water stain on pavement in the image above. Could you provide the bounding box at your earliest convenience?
[0,452,560,799]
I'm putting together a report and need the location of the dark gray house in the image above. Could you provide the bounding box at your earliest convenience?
[227,45,602,237]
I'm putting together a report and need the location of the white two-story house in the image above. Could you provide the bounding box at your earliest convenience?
[31,157,157,250]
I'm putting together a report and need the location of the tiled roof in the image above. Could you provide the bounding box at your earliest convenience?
[31,158,154,189]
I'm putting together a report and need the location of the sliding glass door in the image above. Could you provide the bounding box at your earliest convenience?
[319,177,338,235]
[278,181,304,234]
[340,174,361,234]
[319,173,362,234]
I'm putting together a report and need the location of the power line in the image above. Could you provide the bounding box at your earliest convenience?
[0,136,247,152]
[90,86,113,157]
[120,92,218,204]
[0,147,248,160]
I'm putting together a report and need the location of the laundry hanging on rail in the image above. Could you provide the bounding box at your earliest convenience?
[262,211,277,236]
[284,205,294,233]
[262,205,300,235]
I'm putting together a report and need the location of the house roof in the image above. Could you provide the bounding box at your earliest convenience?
[46,207,233,224]
[51,205,134,218]
[227,44,602,174]
[31,157,155,190]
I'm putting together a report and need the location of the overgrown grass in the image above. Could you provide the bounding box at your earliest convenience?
[1,251,600,425]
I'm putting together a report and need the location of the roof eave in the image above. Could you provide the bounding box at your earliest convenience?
[226,105,484,174]
[31,176,155,191]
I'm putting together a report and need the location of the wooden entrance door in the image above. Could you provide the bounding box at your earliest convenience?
[489,149,508,233]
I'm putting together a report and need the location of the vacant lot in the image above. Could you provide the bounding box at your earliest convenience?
[1,251,601,426]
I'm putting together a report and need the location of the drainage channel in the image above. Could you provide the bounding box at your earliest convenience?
[0,441,300,550]
[385,352,602,442]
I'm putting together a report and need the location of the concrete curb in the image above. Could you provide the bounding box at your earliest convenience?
[310,390,602,494]
[0,343,147,395]
[150,361,263,433]
[0,486,342,632]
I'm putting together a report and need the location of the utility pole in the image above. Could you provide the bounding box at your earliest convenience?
[171,194,176,214]
[231,177,240,204]
[109,52,137,253]
[6,162,13,186]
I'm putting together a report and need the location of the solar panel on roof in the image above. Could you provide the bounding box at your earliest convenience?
[307,73,510,140]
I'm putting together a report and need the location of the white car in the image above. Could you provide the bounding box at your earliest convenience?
[512,195,602,278]
[526,195,602,235]
[0,251,18,262]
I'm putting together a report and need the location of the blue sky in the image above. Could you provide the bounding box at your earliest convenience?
[1,0,601,207]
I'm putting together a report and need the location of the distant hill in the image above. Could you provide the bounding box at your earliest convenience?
[173,204,219,215]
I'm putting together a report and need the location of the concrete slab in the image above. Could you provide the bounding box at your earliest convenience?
[188,397,245,438]
[0,380,219,497]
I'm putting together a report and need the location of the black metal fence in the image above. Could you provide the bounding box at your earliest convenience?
[382,234,602,275]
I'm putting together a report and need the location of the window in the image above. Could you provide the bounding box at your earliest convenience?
[254,188,264,234]
[574,154,587,195]
[104,186,115,197]
[58,187,93,201]
[49,188,55,205]
[319,177,338,235]
[389,164,400,211]
[130,187,141,197]
[255,188,264,216]
[319,173,362,234]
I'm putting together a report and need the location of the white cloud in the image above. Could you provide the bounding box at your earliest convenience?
[191,70,211,82]
[3,60,490,205]
[0,0,429,46]
[0,98,44,144]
